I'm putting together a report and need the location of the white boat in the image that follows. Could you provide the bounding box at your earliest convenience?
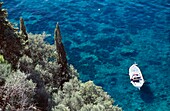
[129,64,144,90]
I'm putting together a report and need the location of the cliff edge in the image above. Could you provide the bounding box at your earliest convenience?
[0,2,122,111]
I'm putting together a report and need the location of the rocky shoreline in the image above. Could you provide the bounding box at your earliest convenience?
[0,2,122,111]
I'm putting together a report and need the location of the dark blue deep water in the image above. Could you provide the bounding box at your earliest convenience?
[2,0,170,110]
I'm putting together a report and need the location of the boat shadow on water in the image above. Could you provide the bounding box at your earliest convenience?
[140,84,154,103]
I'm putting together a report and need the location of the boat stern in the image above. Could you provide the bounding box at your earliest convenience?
[131,81,144,90]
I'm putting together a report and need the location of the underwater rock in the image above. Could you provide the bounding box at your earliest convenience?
[101,27,115,34]
[116,29,125,34]
[120,48,137,57]
[122,35,133,45]
[147,60,161,65]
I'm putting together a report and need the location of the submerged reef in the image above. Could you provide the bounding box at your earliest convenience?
[0,2,122,111]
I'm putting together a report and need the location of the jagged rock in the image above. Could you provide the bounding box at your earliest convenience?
[0,3,24,68]
[0,3,7,19]
[20,17,28,42]
[0,9,7,18]
[0,2,2,8]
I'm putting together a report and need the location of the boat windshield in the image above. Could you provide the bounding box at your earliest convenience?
[133,79,139,82]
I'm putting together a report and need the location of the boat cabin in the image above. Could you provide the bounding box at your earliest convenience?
[131,74,141,82]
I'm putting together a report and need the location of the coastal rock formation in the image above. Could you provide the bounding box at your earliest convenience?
[0,2,24,68]
[0,4,69,109]
[20,17,28,44]
[0,3,122,111]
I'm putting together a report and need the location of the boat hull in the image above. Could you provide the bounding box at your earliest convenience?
[129,64,144,90]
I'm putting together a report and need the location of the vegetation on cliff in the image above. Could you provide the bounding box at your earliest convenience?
[0,2,122,111]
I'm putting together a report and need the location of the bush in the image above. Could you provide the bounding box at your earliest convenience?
[0,54,6,63]
[52,77,122,111]
[27,33,56,65]
[0,65,36,110]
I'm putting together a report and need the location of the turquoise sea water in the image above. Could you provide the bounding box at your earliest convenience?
[2,0,170,110]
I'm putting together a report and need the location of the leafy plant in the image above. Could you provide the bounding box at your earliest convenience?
[0,54,6,63]
[0,67,36,110]
[52,77,122,111]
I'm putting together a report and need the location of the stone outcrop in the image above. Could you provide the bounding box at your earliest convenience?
[20,17,28,44]
[0,2,24,68]
[0,4,7,19]
[0,2,70,87]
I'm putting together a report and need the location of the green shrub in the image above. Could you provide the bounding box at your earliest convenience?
[27,33,56,64]
[0,68,36,110]
[0,63,11,77]
[0,54,6,63]
[52,77,122,111]
[0,62,11,86]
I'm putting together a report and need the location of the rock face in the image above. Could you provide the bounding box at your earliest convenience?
[0,3,70,110]
[20,17,28,44]
[0,2,24,68]
[0,2,70,84]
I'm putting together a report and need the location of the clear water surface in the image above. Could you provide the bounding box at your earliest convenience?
[1,0,170,111]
